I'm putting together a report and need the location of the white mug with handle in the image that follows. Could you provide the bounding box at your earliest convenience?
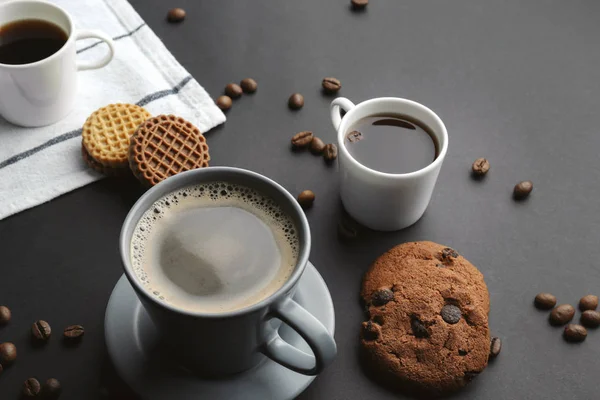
[330,97,449,231]
[0,0,115,127]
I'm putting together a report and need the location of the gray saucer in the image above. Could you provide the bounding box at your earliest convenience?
[105,262,335,400]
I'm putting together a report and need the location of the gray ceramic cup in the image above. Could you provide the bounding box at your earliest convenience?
[120,167,337,376]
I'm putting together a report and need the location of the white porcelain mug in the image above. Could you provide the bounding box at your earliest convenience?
[0,0,115,127]
[330,97,449,231]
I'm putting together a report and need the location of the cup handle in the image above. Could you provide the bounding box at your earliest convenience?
[261,297,337,376]
[75,30,115,71]
[330,97,355,131]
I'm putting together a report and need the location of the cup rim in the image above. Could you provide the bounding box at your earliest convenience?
[336,97,449,179]
[0,0,74,69]
[120,167,312,320]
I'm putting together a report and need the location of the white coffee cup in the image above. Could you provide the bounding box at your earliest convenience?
[330,97,448,231]
[0,0,115,127]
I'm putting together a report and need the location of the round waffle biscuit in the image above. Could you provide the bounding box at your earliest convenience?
[82,103,152,168]
[128,115,210,186]
[81,143,130,177]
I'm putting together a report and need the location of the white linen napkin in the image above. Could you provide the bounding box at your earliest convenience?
[0,0,226,220]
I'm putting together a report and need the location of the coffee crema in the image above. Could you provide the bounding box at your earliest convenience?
[130,182,299,313]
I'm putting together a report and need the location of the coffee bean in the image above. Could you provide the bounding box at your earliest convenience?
[0,342,16,365]
[410,316,430,338]
[362,321,381,341]
[291,131,313,148]
[42,378,62,399]
[489,337,502,358]
[297,190,315,209]
[581,310,600,328]
[31,320,52,342]
[323,143,338,162]
[0,305,10,325]
[346,130,363,143]
[579,295,598,311]
[64,325,85,341]
[371,288,394,306]
[472,158,490,176]
[288,93,304,110]
[240,78,257,94]
[513,180,533,200]
[310,137,326,154]
[23,378,41,397]
[563,324,587,343]
[441,304,462,324]
[215,96,232,111]
[225,83,243,99]
[322,77,341,94]
[549,304,575,326]
[351,0,369,10]
[167,8,186,22]
[534,293,557,310]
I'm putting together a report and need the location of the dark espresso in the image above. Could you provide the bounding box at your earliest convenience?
[0,19,68,65]
[345,114,438,174]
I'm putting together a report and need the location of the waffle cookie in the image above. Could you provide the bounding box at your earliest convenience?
[81,144,130,177]
[128,115,210,186]
[82,104,152,168]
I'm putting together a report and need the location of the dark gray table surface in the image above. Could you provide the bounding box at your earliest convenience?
[2,1,600,399]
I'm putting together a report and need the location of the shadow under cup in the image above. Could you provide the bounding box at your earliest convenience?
[119,167,312,376]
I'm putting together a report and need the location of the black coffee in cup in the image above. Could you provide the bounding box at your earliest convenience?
[0,19,68,65]
[344,113,439,174]
[130,182,299,313]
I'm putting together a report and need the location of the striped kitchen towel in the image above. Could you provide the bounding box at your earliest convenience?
[0,0,226,220]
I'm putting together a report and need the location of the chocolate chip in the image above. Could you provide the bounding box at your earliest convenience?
[458,349,468,356]
[580,310,600,328]
[371,288,394,306]
[441,247,459,260]
[549,304,575,326]
[441,304,462,324]
[563,324,587,343]
[490,337,502,358]
[579,295,598,311]
[534,293,557,310]
[362,321,381,341]
[167,8,186,23]
[410,316,430,338]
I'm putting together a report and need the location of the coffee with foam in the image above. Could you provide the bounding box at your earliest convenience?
[130,182,299,313]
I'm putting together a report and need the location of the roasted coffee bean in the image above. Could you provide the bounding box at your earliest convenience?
[441,247,459,260]
[215,96,232,111]
[0,342,16,365]
[42,378,62,399]
[64,325,85,340]
[31,320,52,341]
[351,0,369,10]
[411,316,430,338]
[489,337,502,358]
[563,324,587,343]
[441,304,462,324]
[224,83,243,99]
[362,321,381,341]
[549,304,575,326]
[534,293,557,310]
[23,378,41,397]
[581,310,600,328]
[579,295,598,311]
[323,143,338,162]
[297,190,315,208]
[291,131,313,148]
[513,180,533,200]
[240,78,257,93]
[346,130,363,143]
[167,8,186,22]
[322,77,341,94]
[288,93,304,110]
[472,158,490,176]
[0,305,10,325]
[310,137,326,154]
[371,288,394,306]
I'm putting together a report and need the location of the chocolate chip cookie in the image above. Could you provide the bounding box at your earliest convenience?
[360,241,491,396]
